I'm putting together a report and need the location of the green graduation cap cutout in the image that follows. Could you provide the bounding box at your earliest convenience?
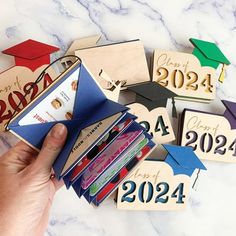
[190,38,230,83]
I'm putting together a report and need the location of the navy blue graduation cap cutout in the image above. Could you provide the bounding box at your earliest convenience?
[163,144,206,177]
[8,62,128,179]
[128,82,178,117]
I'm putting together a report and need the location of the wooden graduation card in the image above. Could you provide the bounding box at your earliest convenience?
[75,39,150,89]
[62,35,122,102]
[0,39,59,131]
[152,38,230,103]
[126,82,177,144]
[117,144,206,210]
[179,100,236,163]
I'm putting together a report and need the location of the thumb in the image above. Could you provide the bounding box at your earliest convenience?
[33,123,67,176]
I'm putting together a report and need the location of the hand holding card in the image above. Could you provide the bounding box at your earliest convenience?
[7,59,155,206]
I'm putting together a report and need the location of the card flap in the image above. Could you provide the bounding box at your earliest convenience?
[8,61,128,179]
[10,120,79,149]
[72,176,83,198]
[73,63,107,119]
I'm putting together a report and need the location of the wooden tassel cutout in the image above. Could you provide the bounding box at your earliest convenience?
[171,97,177,118]
[218,64,226,83]
[99,69,117,90]
[99,69,121,102]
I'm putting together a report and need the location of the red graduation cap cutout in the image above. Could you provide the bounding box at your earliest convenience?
[2,39,59,71]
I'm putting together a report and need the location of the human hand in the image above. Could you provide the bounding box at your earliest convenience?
[0,123,67,236]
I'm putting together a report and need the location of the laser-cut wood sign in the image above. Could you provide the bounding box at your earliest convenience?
[127,103,175,144]
[75,39,150,89]
[117,161,190,211]
[61,35,122,102]
[117,145,206,210]
[152,49,216,102]
[0,39,59,131]
[152,39,230,103]
[179,100,236,163]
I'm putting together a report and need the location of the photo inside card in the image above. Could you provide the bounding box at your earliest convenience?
[18,66,80,125]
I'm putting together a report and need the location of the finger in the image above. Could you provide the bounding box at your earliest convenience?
[3,141,38,160]
[33,123,67,175]
[51,176,65,191]
[13,141,38,156]
[1,141,38,173]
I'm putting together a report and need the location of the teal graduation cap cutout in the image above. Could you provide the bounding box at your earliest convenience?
[163,144,207,177]
[190,38,230,83]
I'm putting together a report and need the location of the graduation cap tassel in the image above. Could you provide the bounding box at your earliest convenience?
[171,98,177,118]
[218,64,226,83]
[192,169,201,190]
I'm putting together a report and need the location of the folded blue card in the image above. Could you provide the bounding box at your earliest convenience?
[7,60,155,206]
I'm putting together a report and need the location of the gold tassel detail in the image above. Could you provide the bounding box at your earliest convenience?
[218,64,226,83]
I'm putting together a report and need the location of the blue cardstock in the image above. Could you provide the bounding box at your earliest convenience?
[163,144,207,177]
[8,62,128,179]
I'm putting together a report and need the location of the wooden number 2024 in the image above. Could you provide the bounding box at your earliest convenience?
[139,115,170,137]
[156,67,213,93]
[185,130,236,157]
[121,181,185,204]
[0,74,53,125]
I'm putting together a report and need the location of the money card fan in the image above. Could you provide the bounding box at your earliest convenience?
[117,144,206,210]
[73,125,156,206]
[83,132,155,205]
[7,61,128,179]
[63,112,137,188]
[152,38,230,103]
[71,122,151,197]
[179,100,236,163]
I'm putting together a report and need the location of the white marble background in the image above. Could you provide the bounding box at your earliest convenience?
[1,0,236,235]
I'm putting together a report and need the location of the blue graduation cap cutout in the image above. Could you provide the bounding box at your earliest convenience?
[8,62,128,179]
[163,144,206,177]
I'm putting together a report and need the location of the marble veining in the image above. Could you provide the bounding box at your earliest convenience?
[0,0,236,235]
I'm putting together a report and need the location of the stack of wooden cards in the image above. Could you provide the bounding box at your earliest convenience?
[60,37,150,90]
[7,60,155,206]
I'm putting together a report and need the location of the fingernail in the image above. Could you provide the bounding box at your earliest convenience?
[50,123,67,139]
